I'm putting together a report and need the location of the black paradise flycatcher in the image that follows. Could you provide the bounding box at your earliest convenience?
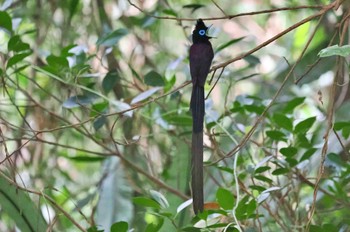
[189,19,214,214]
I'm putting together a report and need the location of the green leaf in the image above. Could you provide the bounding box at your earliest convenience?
[163,114,192,127]
[96,28,128,47]
[8,35,30,52]
[111,221,128,232]
[162,9,177,17]
[216,188,234,210]
[6,52,32,68]
[145,218,164,232]
[243,55,261,66]
[216,37,245,52]
[0,11,12,32]
[133,197,161,209]
[254,175,272,183]
[0,176,47,232]
[272,168,289,175]
[87,226,104,232]
[93,116,107,130]
[245,104,264,114]
[294,116,316,134]
[283,97,305,113]
[182,4,204,13]
[272,113,293,131]
[46,55,69,69]
[102,71,120,93]
[280,147,297,157]
[144,71,165,86]
[318,44,350,58]
[164,74,176,92]
[67,156,105,162]
[300,148,317,162]
[254,166,271,174]
[334,121,350,139]
[266,130,286,141]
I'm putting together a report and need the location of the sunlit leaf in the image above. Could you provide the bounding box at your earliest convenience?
[318,45,350,58]
[111,221,128,232]
[8,35,30,52]
[131,87,162,104]
[216,188,234,210]
[283,97,305,113]
[294,116,316,134]
[150,190,169,209]
[133,197,161,209]
[0,11,12,32]
[177,199,192,214]
[6,52,32,68]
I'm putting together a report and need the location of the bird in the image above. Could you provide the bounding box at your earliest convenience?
[189,19,214,214]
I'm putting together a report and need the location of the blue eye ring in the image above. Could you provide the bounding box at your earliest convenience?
[198,29,206,36]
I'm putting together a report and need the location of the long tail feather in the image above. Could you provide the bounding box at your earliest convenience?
[191,85,204,214]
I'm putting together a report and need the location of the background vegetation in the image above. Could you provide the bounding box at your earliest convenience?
[1,0,350,231]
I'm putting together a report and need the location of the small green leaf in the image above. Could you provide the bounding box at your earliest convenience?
[102,71,120,93]
[296,134,311,148]
[87,226,104,232]
[272,168,289,175]
[93,116,107,130]
[294,116,316,134]
[216,188,234,210]
[216,37,245,52]
[280,147,297,157]
[318,44,350,58]
[163,114,192,127]
[254,166,271,174]
[183,4,204,13]
[334,121,350,139]
[244,55,261,66]
[111,221,128,232]
[266,130,286,141]
[0,11,12,32]
[162,9,177,17]
[96,28,128,47]
[145,218,164,232]
[300,148,317,162]
[46,55,69,69]
[272,113,293,131]
[8,35,30,52]
[68,156,105,162]
[283,97,305,113]
[144,71,165,86]
[133,197,161,209]
[6,52,32,68]
[164,75,176,92]
[245,104,264,114]
[254,175,272,183]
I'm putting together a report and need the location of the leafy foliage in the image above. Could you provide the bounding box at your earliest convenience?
[0,0,350,231]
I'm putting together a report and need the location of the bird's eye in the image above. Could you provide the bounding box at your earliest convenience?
[198,30,206,36]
